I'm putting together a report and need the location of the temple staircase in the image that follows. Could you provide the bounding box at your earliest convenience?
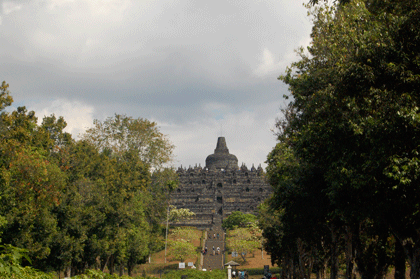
[202,215,224,270]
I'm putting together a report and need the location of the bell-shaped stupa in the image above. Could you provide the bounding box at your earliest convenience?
[205,137,238,170]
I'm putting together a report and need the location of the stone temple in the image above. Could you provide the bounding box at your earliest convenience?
[170,137,272,229]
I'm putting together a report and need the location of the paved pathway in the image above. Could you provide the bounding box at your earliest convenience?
[202,216,225,270]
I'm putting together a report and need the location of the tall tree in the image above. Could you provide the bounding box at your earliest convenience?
[262,142,333,278]
[81,114,174,170]
[265,0,420,278]
[0,81,13,136]
[0,99,66,267]
[81,114,177,271]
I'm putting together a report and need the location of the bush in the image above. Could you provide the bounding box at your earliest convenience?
[241,267,282,276]
[72,269,151,279]
[0,244,54,279]
[1,267,54,279]
[162,268,226,279]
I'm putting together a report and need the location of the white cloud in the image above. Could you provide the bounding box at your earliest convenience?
[253,35,313,78]
[32,99,95,139]
[254,48,280,77]
[2,2,22,15]
[1,0,311,171]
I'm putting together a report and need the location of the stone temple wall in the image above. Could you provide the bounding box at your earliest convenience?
[170,137,272,229]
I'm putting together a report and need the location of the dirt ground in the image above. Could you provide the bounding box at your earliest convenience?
[225,251,276,279]
[137,233,407,278]
[225,250,274,270]
[139,243,275,278]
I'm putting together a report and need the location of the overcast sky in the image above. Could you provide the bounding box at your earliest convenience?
[0,0,312,169]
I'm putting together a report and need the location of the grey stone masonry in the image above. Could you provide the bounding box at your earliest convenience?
[170,137,272,229]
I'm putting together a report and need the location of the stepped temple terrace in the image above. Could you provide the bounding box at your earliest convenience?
[170,137,272,229]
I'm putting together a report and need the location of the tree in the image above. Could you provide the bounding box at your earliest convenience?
[0,84,173,276]
[308,0,350,5]
[262,142,332,278]
[81,114,174,170]
[0,81,13,114]
[41,114,72,152]
[168,240,197,263]
[169,228,199,262]
[264,0,420,278]
[225,226,261,263]
[0,81,13,137]
[222,211,257,231]
[74,114,177,275]
[81,115,176,273]
[0,104,66,267]
[48,139,153,276]
[169,206,196,223]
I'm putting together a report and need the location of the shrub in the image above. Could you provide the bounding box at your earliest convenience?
[241,267,282,276]
[72,269,151,279]
[162,268,226,279]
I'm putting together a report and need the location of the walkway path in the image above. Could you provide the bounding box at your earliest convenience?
[202,216,224,270]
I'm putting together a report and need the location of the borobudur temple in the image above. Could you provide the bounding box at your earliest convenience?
[170,137,272,229]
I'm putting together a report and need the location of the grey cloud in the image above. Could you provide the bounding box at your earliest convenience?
[0,0,311,167]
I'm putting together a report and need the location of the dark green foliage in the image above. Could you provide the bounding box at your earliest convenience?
[0,82,176,277]
[241,267,282,276]
[308,0,350,5]
[162,268,226,279]
[263,0,420,278]
[72,269,153,279]
[222,211,257,230]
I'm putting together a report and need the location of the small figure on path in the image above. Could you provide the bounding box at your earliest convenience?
[217,233,219,239]
[216,246,220,255]
[212,246,215,255]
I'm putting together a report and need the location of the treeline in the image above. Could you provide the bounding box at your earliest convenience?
[260,1,420,279]
[0,81,177,277]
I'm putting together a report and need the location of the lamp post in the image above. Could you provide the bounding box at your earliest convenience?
[164,205,170,263]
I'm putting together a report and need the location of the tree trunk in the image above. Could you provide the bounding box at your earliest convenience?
[281,259,287,279]
[127,263,133,277]
[330,228,339,279]
[241,253,247,263]
[297,239,306,279]
[119,264,124,276]
[101,255,111,273]
[127,258,134,277]
[290,256,294,279]
[344,226,355,279]
[409,244,420,279]
[108,254,115,274]
[64,266,71,278]
[393,230,420,279]
[394,240,406,279]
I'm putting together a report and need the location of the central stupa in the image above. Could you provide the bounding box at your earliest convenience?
[171,136,271,229]
[205,137,238,170]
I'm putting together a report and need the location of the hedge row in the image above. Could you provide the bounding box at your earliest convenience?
[240,267,282,276]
